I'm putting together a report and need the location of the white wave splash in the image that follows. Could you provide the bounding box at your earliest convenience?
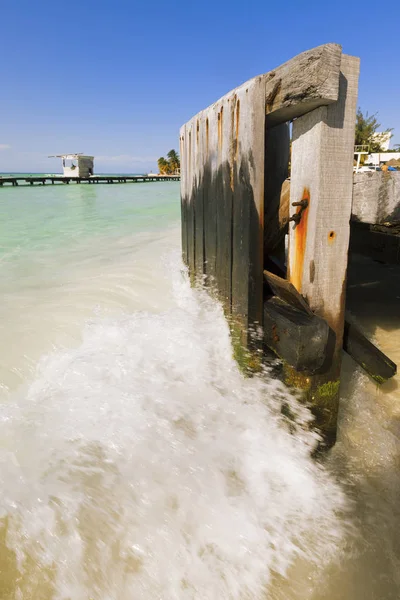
[0,256,348,599]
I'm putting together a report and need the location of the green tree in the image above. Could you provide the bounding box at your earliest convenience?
[355,108,392,152]
[158,150,180,174]
[157,157,169,174]
[167,149,180,173]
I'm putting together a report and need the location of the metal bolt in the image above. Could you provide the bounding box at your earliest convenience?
[292,199,309,209]
[289,213,301,225]
[289,198,308,229]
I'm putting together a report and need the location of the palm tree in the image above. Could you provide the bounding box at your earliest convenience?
[157,157,169,174]
[167,149,180,174]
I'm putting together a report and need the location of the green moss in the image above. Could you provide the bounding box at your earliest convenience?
[371,374,386,385]
[359,361,388,385]
[282,369,341,444]
[316,380,340,400]
[283,367,341,406]
[230,319,261,375]
[283,363,312,392]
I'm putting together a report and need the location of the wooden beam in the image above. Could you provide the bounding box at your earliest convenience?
[265,43,342,126]
[264,297,330,373]
[287,54,360,445]
[343,319,397,383]
[263,270,313,315]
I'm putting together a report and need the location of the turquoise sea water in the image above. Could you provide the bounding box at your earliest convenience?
[0,182,180,396]
[0,182,399,599]
[0,180,179,254]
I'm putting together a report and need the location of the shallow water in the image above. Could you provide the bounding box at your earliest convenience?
[0,182,399,598]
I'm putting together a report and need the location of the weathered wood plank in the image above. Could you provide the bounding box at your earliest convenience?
[343,319,397,383]
[215,101,233,308]
[203,107,218,286]
[194,116,205,279]
[230,79,266,354]
[263,270,313,315]
[186,124,196,280]
[352,171,400,224]
[180,128,188,265]
[181,124,193,273]
[264,297,330,373]
[287,54,360,445]
[265,43,342,126]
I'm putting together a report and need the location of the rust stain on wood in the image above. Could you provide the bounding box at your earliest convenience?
[235,99,240,161]
[218,106,223,152]
[328,230,336,243]
[291,187,310,292]
[188,130,192,180]
[230,98,235,191]
[229,97,241,191]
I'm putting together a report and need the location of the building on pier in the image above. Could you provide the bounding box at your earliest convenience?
[48,154,94,178]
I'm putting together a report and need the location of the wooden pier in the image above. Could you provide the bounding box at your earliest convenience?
[180,43,397,447]
[0,175,180,187]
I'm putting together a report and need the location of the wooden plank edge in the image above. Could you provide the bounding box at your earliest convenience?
[343,319,397,383]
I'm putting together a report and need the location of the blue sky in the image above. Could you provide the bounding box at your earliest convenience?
[1,0,399,173]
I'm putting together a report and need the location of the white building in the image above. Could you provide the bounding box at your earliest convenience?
[371,131,392,151]
[366,151,400,166]
[48,154,94,177]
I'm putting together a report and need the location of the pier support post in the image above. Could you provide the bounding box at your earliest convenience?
[287,54,360,445]
[180,44,363,444]
[181,43,347,374]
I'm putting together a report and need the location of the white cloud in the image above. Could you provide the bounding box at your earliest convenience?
[95,154,157,164]
[0,144,11,151]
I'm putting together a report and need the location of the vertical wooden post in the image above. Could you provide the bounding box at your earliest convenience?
[194,117,205,280]
[181,79,267,370]
[180,128,188,266]
[202,108,218,287]
[230,81,265,358]
[288,54,360,444]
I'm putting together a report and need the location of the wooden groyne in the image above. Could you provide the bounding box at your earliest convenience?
[180,43,397,446]
[0,175,180,187]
